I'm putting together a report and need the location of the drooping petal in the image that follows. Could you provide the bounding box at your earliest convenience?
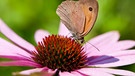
[0,60,42,67]
[58,22,72,37]
[59,71,76,76]
[0,19,35,53]
[87,50,135,67]
[0,38,32,58]
[41,71,54,76]
[85,40,135,57]
[84,31,120,56]
[13,68,46,75]
[0,55,31,61]
[77,68,114,76]
[95,68,135,76]
[109,40,135,51]
[34,29,50,44]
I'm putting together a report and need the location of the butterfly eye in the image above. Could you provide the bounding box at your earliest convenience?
[89,7,93,11]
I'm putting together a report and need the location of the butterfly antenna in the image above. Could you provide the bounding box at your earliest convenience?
[87,42,100,51]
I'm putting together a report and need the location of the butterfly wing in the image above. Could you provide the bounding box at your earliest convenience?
[79,0,98,36]
[56,1,85,35]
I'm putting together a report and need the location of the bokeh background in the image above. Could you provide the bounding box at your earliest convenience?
[0,0,135,76]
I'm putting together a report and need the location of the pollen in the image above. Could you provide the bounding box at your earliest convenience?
[32,35,87,72]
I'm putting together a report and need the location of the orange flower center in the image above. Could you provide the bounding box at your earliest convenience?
[32,35,87,72]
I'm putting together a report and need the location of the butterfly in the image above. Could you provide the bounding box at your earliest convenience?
[56,0,98,43]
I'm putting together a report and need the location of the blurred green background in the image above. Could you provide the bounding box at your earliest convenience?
[0,0,135,76]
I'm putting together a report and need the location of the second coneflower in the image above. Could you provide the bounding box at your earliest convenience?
[0,19,135,76]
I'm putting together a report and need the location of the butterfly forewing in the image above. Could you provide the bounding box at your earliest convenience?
[56,1,85,35]
[56,0,98,43]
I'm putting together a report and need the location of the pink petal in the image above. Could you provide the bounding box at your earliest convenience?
[89,31,120,44]
[77,68,114,76]
[84,31,120,56]
[96,40,135,55]
[96,68,135,76]
[85,40,135,57]
[88,50,135,67]
[71,71,85,76]
[61,71,87,76]
[34,29,50,44]
[0,55,31,61]
[0,38,32,58]
[0,60,41,67]
[41,71,54,76]
[13,68,45,75]
[0,19,35,53]
[60,72,76,76]
[58,22,72,37]
[110,40,135,51]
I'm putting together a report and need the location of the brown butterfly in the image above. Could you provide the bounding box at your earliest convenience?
[56,0,98,43]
